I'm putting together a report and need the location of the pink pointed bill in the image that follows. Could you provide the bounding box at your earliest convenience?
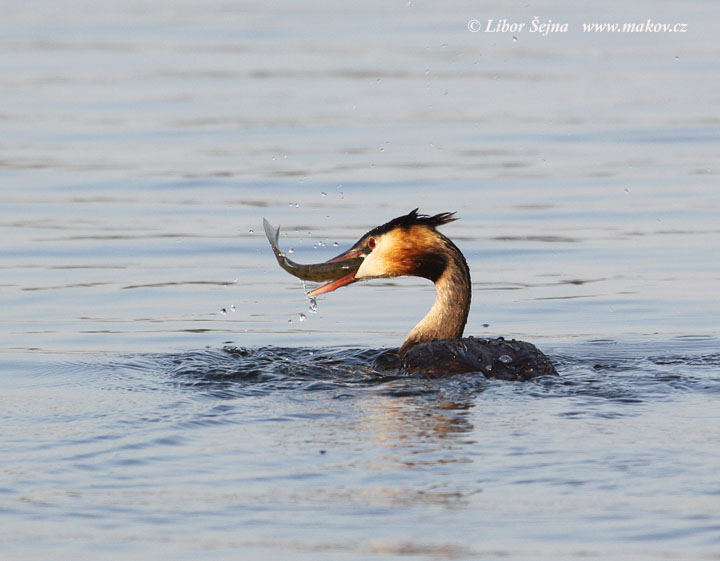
[306,273,358,298]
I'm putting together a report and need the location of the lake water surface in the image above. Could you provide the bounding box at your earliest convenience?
[2,1,719,560]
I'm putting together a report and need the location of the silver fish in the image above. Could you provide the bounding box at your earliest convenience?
[263,218,364,282]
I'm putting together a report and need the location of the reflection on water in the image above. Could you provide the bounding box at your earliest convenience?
[2,0,720,559]
[3,340,720,560]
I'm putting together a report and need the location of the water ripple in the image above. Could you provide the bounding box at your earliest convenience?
[89,342,720,409]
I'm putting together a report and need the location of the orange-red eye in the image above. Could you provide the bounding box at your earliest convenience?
[367,237,376,250]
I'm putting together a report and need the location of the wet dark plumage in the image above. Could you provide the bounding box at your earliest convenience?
[401,337,557,380]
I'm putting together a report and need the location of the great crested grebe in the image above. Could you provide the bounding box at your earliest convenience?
[263,209,557,380]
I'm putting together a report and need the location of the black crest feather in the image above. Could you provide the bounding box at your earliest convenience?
[367,209,458,238]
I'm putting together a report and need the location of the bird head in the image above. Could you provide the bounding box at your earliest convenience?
[304,209,458,297]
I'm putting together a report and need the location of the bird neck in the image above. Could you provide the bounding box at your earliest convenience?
[399,237,471,357]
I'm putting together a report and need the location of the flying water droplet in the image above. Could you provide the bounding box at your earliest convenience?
[299,313,307,322]
[288,318,293,324]
[333,242,339,247]
[482,323,490,328]
[230,305,236,312]
[288,248,294,253]
[308,297,318,314]
[248,229,254,235]
[512,36,518,42]
[321,191,327,197]
[499,354,513,364]
[220,308,227,315]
